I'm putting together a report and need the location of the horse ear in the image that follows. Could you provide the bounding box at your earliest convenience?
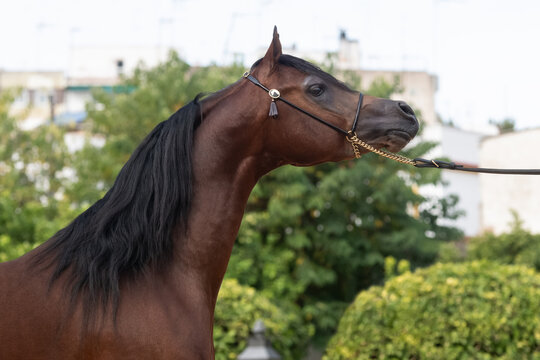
[262,26,282,71]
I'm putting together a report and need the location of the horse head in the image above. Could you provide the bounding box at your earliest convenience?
[243,27,419,166]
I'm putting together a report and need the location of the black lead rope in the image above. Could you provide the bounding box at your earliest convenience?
[243,72,540,176]
[413,158,540,175]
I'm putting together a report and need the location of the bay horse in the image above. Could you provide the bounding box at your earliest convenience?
[0,28,418,359]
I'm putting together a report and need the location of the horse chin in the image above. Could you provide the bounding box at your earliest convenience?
[372,130,414,153]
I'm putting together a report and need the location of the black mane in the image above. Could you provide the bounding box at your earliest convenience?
[33,96,202,323]
[31,54,346,325]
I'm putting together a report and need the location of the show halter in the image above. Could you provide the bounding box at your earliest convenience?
[243,72,540,175]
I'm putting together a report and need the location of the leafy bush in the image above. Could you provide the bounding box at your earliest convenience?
[325,261,540,360]
[383,256,411,281]
[214,279,313,360]
[439,213,540,271]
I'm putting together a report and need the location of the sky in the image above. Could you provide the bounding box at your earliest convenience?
[1,0,540,131]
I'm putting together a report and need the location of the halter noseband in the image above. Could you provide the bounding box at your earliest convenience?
[243,71,365,158]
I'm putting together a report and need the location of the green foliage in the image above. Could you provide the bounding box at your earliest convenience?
[325,261,540,360]
[0,91,77,261]
[384,256,411,281]
[0,235,34,262]
[214,279,313,360]
[440,212,540,271]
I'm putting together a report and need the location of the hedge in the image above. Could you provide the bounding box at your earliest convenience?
[439,213,540,271]
[214,279,313,360]
[325,261,540,359]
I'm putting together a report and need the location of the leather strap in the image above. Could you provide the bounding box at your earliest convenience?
[414,158,540,175]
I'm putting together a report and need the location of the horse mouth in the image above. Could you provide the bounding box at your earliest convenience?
[373,130,414,153]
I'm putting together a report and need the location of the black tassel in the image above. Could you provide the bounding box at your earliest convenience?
[269,100,278,119]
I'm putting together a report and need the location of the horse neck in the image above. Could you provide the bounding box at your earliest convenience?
[170,84,275,304]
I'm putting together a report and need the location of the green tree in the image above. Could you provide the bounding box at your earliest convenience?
[0,90,76,261]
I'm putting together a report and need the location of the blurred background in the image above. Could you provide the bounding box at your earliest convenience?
[1,0,540,359]
[3,0,540,130]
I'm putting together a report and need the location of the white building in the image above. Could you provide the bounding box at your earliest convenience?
[64,45,166,123]
[421,125,485,236]
[68,45,166,81]
[0,71,66,129]
[479,129,540,234]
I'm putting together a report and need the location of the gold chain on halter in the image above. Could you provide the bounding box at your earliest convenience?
[346,131,416,166]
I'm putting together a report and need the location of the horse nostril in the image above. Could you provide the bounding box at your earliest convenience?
[398,102,416,117]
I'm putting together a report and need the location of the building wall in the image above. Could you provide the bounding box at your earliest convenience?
[64,89,92,114]
[68,45,166,81]
[480,129,540,234]
[420,125,484,236]
[356,70,438,125]
[0,71,66,128]
[0,71,65,89]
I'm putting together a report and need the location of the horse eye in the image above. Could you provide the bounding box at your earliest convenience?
[308,85,325,97]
